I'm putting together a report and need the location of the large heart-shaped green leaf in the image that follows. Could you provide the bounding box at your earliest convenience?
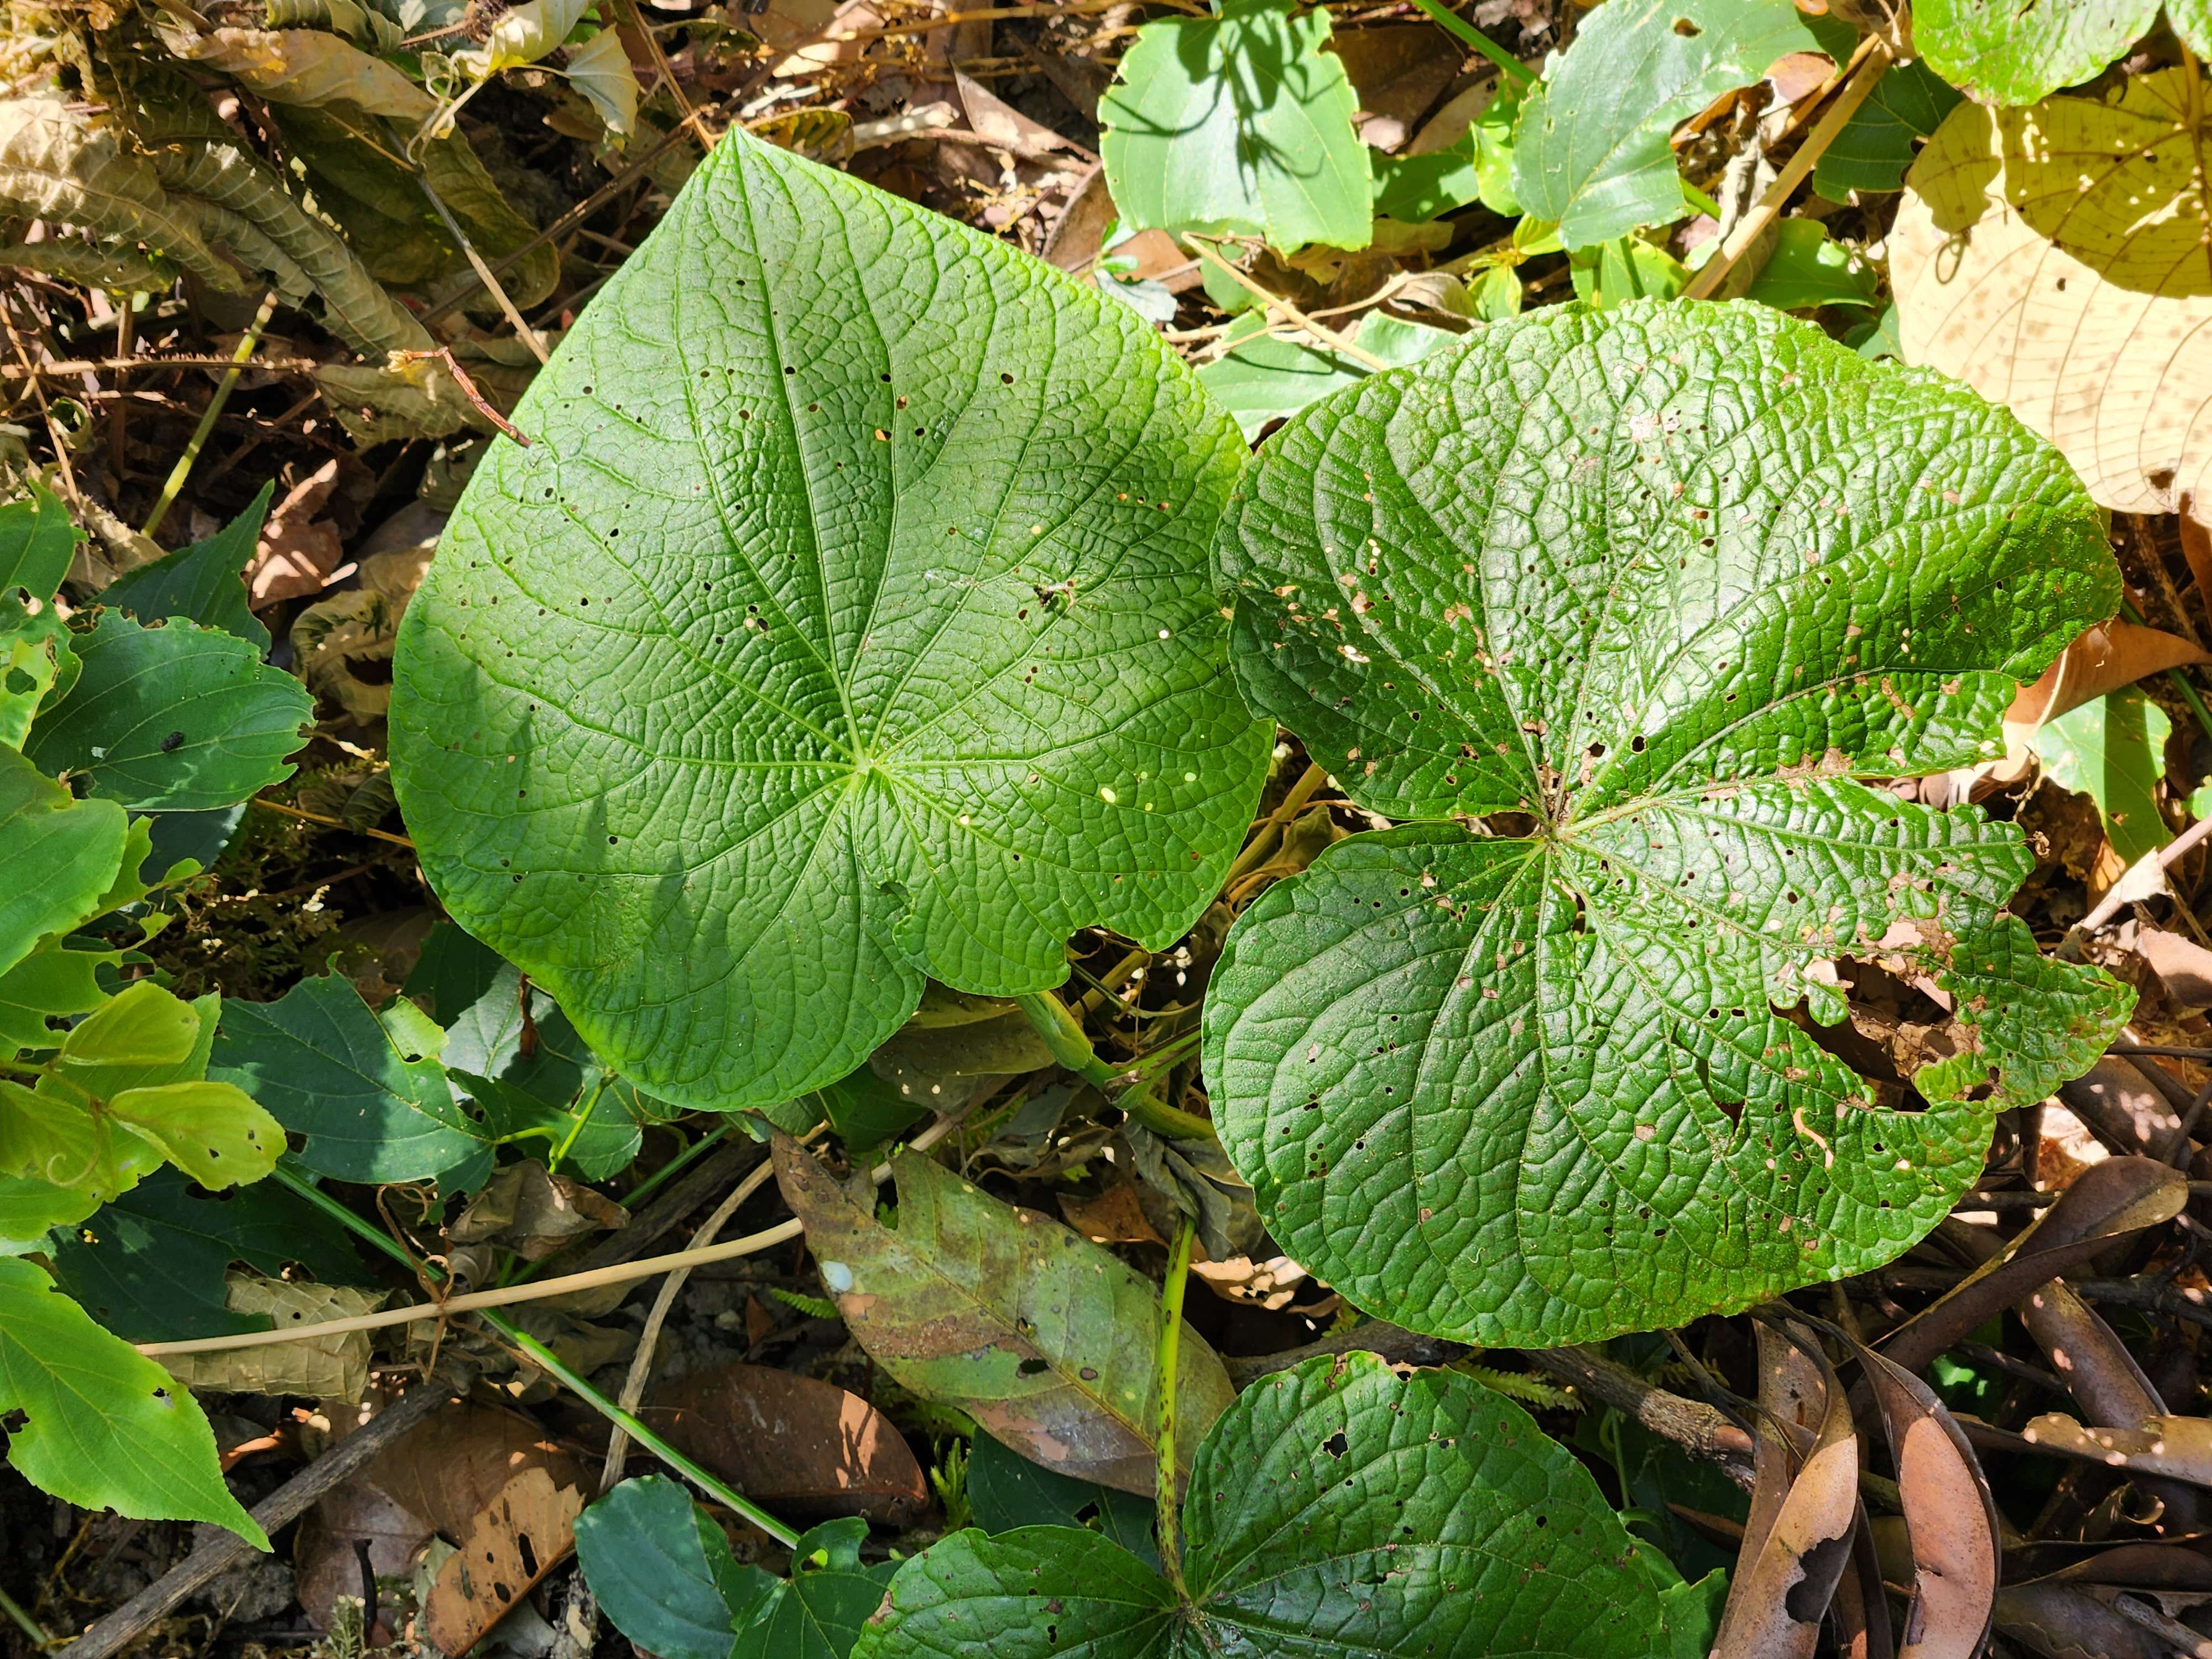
[389,132,1271,1117]
[1913,0,2154,107]
[854,1352,1676,1658]
[1204,301,2130,1348]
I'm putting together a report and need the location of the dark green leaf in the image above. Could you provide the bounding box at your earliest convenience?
[1206,301,2131,1346]
[1813,57,1963,201]
[452,1067,641,1181]
[100,481,274,651]
[857,1353,1676,1658]
[389,132,1269,1118]
[968,1429,1157,1572]
[403,919,507,1023]
[806,1063,927,1156]
[47,1166,364,1339]
[208,972,489,1181]
[24,612,311,810]
[740,1518,897,1659]
[140,804,246,884]
[575,1474,773,1659]
[0,747,128,979]
[439,959,588,1108]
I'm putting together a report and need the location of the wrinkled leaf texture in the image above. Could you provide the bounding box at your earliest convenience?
[390,131,1271,1116]
[1206,301,2130,1348]
[854,1352,1677,1658]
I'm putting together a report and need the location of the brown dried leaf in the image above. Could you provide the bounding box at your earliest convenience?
[2018,1413,2212,1488]
[159,1277,384,1399]
[772,1133,1234,1495]
[155,20,437,119]
[447,1160,628,1261]
[248,459,345,606]
[364,1399,582,1542]
[422,1467,582,1657]
[1859,1347,1999,1659]
[1994,1583,2168,1659]
[1057,1180,1166,1248]
[2008,620,2212,731]
[1713,1326,1858,1659]
[1881,1156,2190,1371]
[1327,23,1460,145]
[645,1361,927,1524]
[2132,925,2212,1012]
[294,1481,433,1631]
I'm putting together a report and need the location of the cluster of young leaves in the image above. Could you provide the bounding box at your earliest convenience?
[0,484,312,1543]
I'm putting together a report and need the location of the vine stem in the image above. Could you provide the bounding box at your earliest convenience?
[1400,0,1534,86]
[1681,35,1891,302]
[1154,1212,1197,1593]
[256,1165,801,1545]
[1011,990,1216,1139]
[0,1584,51,1648]
[141,289,278,539]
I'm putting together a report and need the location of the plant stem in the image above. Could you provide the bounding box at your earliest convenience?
[268,1165,800,1545]
[0,1584,52,1648]
[479,1311,799,1547]
[1402,0,1536,86]
[1154,1212,1196,1594]
[1682,35,1891,302]
[142,289,277,540]
[1013,989,1118,1089]
[612,1119,731,1214]
[1222,760,1328,890]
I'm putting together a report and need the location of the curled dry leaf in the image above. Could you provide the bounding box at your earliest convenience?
[1711,1326,1858,1658]
[158,1276,384,1399]
[1880,1156,2190,1371]
[1894,71,2212,518]
[772,1132,1234,1494]
[294,1481,434,1631]
[247,460,346,607]
[291,545,435,720]
[2054,1055,2188,1162]
[1994,1583,2168,1659]
[645,1361,927,1525]
[2129,925,2212,1013]
[422,1465,584,1657]
[2018,1413,2212,1489]
[2007,620,2212,733]
[447,1159,628,1262]
[1858,1345,1999,1659]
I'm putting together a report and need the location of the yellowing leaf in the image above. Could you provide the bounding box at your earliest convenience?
[1893,69,2212,517]
[562,30,639,139]
[160,1276,385,1398]
[0,1078,164,1200]
[105,1081,282,1191]
[155,20,437,121]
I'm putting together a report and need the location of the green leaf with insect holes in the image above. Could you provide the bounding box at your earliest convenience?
[24,611,310,810]
[1204,300,2131,1348]
[0,481,82,603]
[1914,0,2156,106]
[388,131,1270,1119]
[0,1255,268,1546]
[853,1353,1677,1659]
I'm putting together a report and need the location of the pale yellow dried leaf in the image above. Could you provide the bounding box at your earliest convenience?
[1893,69,2212,518]
[560,30,638,139]
[161,1277,385,1398]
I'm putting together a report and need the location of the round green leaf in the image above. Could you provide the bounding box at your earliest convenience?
[1205,301,2131,1347]
[1913,0,2156,106]
[390,132,1270,1115]
[855,1353,1674,1658]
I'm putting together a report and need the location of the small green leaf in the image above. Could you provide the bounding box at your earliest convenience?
[0,746,128,979]
[0,1255,269,1546]
[738,1518,897,1659]
[454,1067,641,1181]
[0,1175,96,1250]
[0,591,71,749]
[1511,0,1830,248]
[805,1063,927,1157]
[48,1166,364,1340]
[968,1429,1157,1572]
[856,1354,1675,1658]
[208,973,489,1182]
[2036,686,2173,864]
[0,481,82,603]
[1198,312,1455,441]
[0,1079,164,1202]
[24,611,311,810]
[389,132,1269,1118]
[1207,301,2131,1347]
[58,978,200,1073]
[403,919,507,1022]
[1569,234,1689,309]
[100,481,275,651]
[774,1138,1235,1495]
[576,1474,774,1659]
[103,1080,282,1190]
[1370,80,1521,224]
[1813,56,1963,201]
[1913,0,2155,106]
[1741,220,1880,312]
[1100,0,1371,254]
